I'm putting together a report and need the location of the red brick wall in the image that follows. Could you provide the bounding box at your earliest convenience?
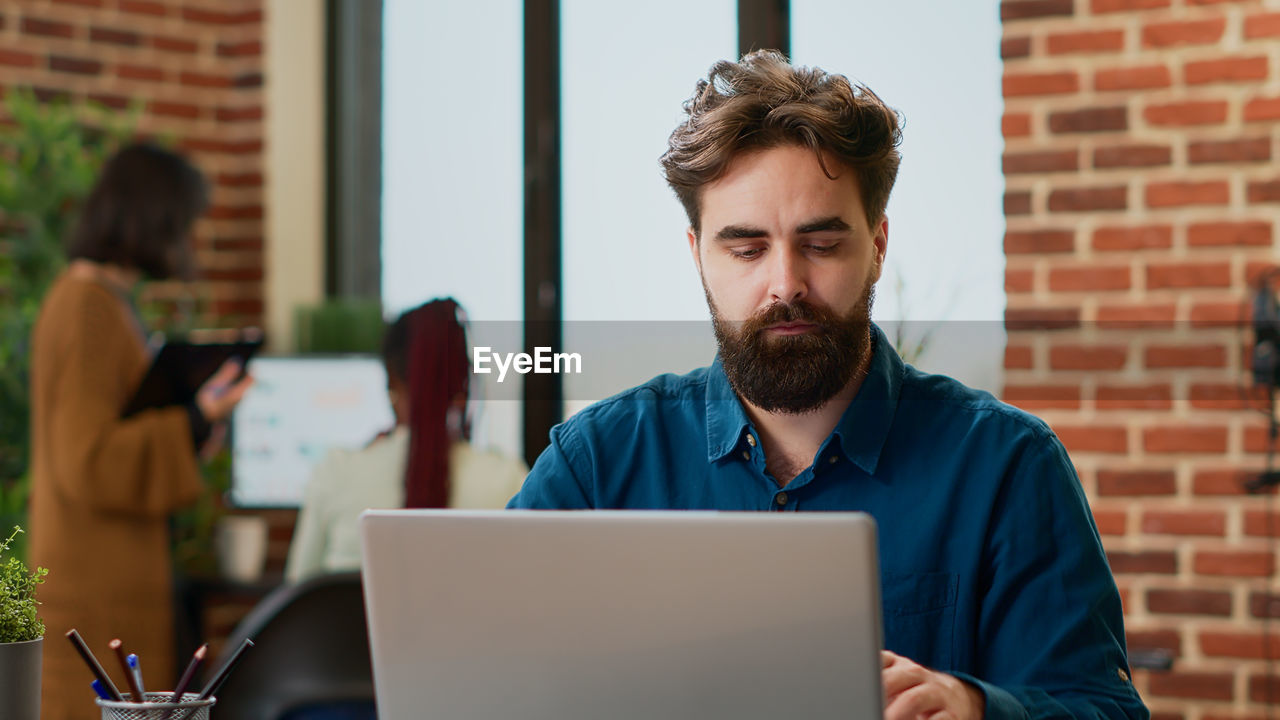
[1002,0,1279,717]
[0,0,265,329]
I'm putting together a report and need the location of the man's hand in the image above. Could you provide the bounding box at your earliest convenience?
[882,650,984,720]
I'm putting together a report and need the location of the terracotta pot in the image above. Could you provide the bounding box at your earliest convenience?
[0,636,41,720]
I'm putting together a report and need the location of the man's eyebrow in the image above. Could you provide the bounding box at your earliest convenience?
[713,224,768,241]
[796,216,852,234]
[712,217,852,241]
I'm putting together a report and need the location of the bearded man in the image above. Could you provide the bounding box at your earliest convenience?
[509,51,1148,720]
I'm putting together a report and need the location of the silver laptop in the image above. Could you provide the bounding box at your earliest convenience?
[360,510,883,720]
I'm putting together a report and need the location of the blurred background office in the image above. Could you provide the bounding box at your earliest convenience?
[0,1,1277,718]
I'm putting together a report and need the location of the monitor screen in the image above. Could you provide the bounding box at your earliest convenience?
[230,356,396,507]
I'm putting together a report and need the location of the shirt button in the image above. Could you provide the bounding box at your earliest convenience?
[828,455,838,464]
[741,451,750,461]
[746,434,756,447]
[776,492,788,506]
[1117,667,1130,684]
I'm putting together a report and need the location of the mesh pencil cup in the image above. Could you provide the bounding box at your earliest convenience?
[95,692,215,720]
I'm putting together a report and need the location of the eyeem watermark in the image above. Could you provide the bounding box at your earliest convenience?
[473,346,583,383]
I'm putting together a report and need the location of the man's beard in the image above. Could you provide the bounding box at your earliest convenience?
[709,283,875,415]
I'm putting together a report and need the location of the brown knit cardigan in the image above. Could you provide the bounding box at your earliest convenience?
[28,273,203,720]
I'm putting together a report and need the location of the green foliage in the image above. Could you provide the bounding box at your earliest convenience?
[295,298,385,354]
[888,267,940,367]
[0,526,46,643]
[172,450,232,577]
[0,89,137,510]
[0,480,31,566]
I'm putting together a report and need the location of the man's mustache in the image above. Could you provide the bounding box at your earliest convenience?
[746,301,834,333]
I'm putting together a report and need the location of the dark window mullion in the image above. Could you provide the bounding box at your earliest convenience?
[522,0,563,466]
[326,0,383,301]
[738,0,790,59]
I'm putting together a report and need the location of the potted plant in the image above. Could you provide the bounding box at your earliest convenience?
[0,525,47,720]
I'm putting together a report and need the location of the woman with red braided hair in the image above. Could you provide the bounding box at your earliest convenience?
[285,298,528,583]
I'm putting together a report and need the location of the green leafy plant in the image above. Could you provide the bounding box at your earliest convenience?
[295,298,385,354]
[0,89,136,553]
[0,526,46,643]
[887,266,946,366]
[172,450,232,577]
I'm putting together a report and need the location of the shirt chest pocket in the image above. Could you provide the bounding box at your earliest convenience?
[881,571,958,671]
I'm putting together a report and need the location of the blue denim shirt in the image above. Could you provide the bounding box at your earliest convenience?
[510,324,1148,720]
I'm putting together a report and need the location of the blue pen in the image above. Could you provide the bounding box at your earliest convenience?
[126,653,146,698]
[91,679,111,701]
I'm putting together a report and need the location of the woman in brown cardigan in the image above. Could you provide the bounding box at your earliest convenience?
[28,144,253,720]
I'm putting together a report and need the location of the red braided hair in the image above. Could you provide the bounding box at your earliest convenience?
[402,298,469,509]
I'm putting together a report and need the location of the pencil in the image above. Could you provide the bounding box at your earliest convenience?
[109,639,145,703]
[169,643,207,704]
[65,629,123,701]
[196,638,254,700]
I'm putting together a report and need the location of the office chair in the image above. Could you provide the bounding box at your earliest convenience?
[209,572,376,720]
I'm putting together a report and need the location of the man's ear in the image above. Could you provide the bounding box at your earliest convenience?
[871,217,889,283]
[687,226,701,274]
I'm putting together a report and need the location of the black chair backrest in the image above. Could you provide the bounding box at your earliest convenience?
[210,572,374,720]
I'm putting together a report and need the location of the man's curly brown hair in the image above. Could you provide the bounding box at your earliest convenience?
[661,50,903,236]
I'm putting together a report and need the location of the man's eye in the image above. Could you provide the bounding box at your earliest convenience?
[730,248,763,260]
[807,243,838,254]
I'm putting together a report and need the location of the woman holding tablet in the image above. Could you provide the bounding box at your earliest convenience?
[28,144,253,720]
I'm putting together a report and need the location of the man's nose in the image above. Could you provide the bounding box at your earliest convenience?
[767,246,808,304]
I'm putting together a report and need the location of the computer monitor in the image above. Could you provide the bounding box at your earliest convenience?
[230,356,395,507]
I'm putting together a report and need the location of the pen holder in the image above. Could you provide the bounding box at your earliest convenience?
[95,692,215,720]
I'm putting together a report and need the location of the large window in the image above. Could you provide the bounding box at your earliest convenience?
[793,0,1005,390]
[381,1,1005,457]
[382,0,524,456]
[560,0,736,414]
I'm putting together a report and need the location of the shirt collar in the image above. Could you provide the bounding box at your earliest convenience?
[830,323,903,475]
[703,323,905,474]
[704,357,753,462]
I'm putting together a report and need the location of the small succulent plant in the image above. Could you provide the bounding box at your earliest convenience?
[0,526,46,643]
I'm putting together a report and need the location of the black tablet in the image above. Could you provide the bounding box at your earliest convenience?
[121,328,265,417]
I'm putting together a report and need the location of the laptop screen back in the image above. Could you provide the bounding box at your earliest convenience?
[360,510,883,720]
